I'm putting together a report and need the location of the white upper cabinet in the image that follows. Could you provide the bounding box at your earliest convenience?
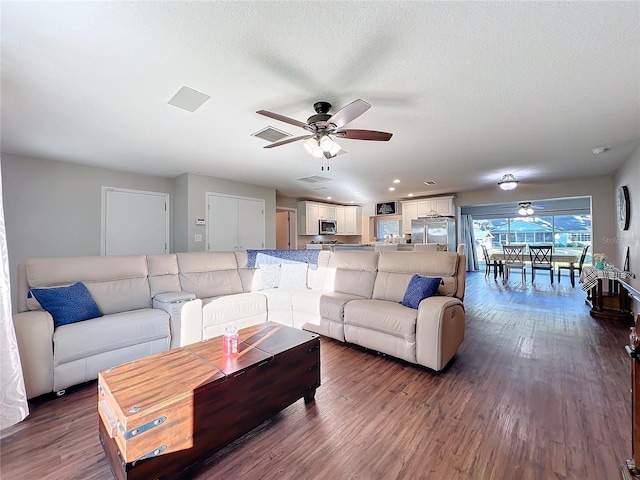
[334,206,346,234]
[401,202,419,233]
[298,201,361,235]
[344,206,362,235]
[401,196,455,233]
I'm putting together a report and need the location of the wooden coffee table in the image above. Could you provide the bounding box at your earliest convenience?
[98,322,320,480]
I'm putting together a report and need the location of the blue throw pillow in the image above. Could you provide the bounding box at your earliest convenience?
[400,275,442,309]
[30,282,102,328]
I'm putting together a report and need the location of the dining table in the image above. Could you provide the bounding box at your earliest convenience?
[489,252,579,285]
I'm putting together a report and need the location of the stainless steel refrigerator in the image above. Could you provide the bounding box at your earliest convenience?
[411,217,456,252]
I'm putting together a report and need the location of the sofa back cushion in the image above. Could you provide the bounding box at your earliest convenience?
[329,251,378,298]
[373,251,462,302]
[25,255,152,315]
[177,252,243,298]
[147,254,181,297]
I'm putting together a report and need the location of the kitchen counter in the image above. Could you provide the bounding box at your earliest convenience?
[306,243,413,252]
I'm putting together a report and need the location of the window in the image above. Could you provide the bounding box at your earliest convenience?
[375,217,402,242]
[472,214,591,264]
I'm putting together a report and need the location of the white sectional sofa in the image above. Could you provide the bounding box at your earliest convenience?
[12,249,466,399]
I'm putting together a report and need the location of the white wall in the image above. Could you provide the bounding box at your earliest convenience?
[2,154,174,308]
[614,145,640,315]
[2,155,278,310]
[177,173,276,252]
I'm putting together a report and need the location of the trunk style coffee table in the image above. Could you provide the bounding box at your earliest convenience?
[98,322,320,480]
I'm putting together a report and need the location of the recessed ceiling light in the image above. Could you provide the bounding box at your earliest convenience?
[327,196,332,200]
[388,187,395,191]
[407,193,414,197]
[393,179,401,184]
[591,147,609,154]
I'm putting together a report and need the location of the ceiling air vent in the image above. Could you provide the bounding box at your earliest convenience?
[297,175,333,184]
[423,180,437,186]
[251,126,292,143]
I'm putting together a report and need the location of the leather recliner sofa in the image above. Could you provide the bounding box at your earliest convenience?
[12,249,465,399]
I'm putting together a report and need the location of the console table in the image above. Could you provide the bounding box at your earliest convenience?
[580,265,635,322]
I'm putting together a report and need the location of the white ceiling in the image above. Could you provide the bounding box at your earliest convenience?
[1,1,639,204]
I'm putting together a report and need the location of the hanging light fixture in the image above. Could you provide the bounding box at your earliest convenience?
[303,137,324,158]
[518,202,535,216]
[304,134,341,159]
[498,174,519,190]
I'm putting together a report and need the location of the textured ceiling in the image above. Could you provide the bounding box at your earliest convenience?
[1,1,639,204]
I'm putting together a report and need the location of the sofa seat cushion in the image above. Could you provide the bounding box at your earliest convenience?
[292,290,324,316]
[202,292,267,328]
[344,299,417,341]
[320,292,367,323]
[53,308,170,366]
[259,288,295,311]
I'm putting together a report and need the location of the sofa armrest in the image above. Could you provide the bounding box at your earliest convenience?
[13,310,54,399]
[152,295,203,348]
[415,296,465,371]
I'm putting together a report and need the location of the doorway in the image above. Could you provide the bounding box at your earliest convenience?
[276,208,297,250]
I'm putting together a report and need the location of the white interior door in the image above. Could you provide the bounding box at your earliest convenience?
[102,187,169,255]
[206,193,264,251]
[237,198,264,250]
[207,194,239,251]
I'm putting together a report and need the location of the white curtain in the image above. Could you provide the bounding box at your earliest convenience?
[0,160,29,430]
[461,214,479,272]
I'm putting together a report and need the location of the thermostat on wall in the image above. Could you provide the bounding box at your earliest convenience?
[195,218,206,225]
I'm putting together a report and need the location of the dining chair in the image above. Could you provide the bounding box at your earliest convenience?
[529,245,554,283]
[502,245,526,282]
[481,245,502,278]
[558,244,589,285]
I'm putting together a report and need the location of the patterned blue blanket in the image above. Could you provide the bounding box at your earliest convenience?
[246,249,321,270]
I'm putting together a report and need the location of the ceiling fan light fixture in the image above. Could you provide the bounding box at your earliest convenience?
[518,202,534,216]
[328,140,341,156]
[303,137,324,158]
[319,135,334,152]
[498,174,519,191]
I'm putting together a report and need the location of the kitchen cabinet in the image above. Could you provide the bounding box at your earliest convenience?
[318,204,336,220]
[298,201,320,235]
[298,201,361,235]
[401,202,418,234]
[335,206,346,234]
[344,206,362,235]
[401,196,455,234]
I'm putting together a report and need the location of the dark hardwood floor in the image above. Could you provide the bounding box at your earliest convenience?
[1,271,635,480]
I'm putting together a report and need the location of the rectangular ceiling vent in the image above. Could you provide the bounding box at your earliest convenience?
[423,180,438,185]
[251,126,292,143]
[297,175,333,184]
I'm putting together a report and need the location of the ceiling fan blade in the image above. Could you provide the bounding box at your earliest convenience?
[256,110,310,130]
[263,135,312,149]
[334,129,393,141]
[325,99,371,129]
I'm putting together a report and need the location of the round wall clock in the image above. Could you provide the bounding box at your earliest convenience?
[617,185,630,231]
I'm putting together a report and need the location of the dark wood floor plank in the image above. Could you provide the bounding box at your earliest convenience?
[1,272,633,479]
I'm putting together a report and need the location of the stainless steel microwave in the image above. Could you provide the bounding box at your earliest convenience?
[319,219,337,235]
